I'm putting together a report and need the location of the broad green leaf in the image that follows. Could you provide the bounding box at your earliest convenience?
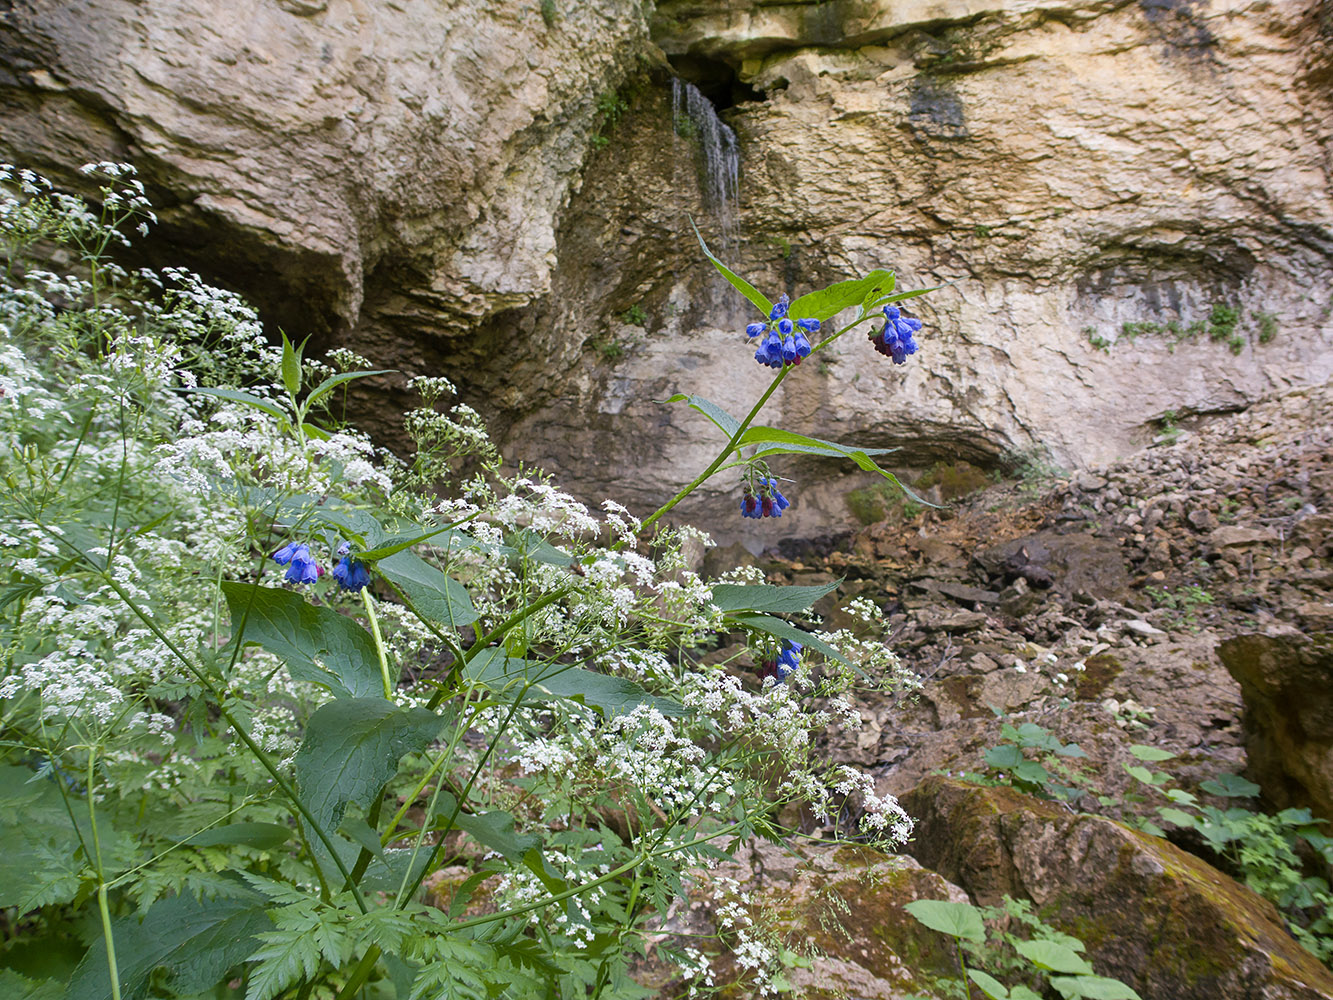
[985,745,1025,770]
[1012,760,1054,785]
[710,580,840,615]
[295,698,449,836]
[1050,975,1142,1000]
[505,529,575,567]
[730,613,857,673]
[437,793,540,862]
[902,899,985,943]
[305,508,387,549]
[691,218,774,317]
[221,582,382,699]
[65,888,270,1000]
[379,550,479,628]
[534,665,685,718]
[1128,745,1175,762]
[1014,939,1094,975]
[182,822,293,851]
[358,522,475,562]
[735,425,936,507]
[1011,987,1045,1000]
[664,393,742,438]
[789,270,895,322]
[1165,788,1197,805]
[180,386,288,423]
[1198,773,1260,798]
[304,369,393,411]
[299,420,331,441]
[339,816,385,857]
[967,969,1010,1000]
[864,285,942,312]
[280,332,302,397]
[1124,765,1166,786]
[1156,807,1195,828]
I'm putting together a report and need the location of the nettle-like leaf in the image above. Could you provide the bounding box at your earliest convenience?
[66,887,271,1000]
[437,792,541,862]
[902,899,985,942]
[465,649,685,718]
[222,582,383,699]
[1199,773,1261,798]
[295,698,450,837]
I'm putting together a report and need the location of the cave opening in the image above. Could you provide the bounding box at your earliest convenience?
[666,54,765,109]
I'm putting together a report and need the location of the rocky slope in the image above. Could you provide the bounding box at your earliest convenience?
[2,0,1330,546]
[662,379,1333,997]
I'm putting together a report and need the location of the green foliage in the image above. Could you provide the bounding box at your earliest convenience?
[1257,311,1279,344]
[1142,583,1213,629]
[619,304,646,326]
[905,895,1142,1000]
[540,0,557,28]
[0,164,930,1000]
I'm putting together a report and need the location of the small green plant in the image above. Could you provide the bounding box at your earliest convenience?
[904,897,1142,1000]
[1257,311,1279,344]
[1083,326,1110,353]
[974,721,1091,804]
[1155,409,1181,444]
[1143,583,1213,629]
[1121,756,1333,962]
[589,89,629,149]
[619,304,646,326]
[1206,302,1243,354]
[974,224,992,238]
[540,0,557,27]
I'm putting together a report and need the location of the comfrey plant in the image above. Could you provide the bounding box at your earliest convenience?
[0,168,929,1000]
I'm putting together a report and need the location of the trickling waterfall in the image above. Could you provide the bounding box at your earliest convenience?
[671,78,740,248]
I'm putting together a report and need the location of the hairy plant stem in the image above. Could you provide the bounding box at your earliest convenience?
[362,589,393,699]
[87,751,122,1000]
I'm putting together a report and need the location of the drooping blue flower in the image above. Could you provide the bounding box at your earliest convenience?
[758,639,803,683]
[333,556,372,591]
[741,476,791,520]
[775,640,803,680]
[740,494,760,518]
[744,294,819,369]
[273,541,320,585]
[870,305,922,364]
[762,478,790,512]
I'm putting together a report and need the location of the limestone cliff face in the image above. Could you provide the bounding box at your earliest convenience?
[2,0,1331,545]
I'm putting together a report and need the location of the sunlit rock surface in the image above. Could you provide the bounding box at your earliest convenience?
[2,0,1330,545]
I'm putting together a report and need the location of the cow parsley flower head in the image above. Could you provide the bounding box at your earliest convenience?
[746,294,816,369]
[272,541,320,584]
[870,305,922,364]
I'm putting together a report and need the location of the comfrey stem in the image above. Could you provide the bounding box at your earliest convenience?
[87,751,122,1000]
[362,590,393,699]
[637,367,792,538]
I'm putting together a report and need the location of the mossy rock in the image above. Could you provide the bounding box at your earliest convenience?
[901,776,1333,1000]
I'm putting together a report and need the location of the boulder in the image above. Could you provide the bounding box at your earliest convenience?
[901,776,1333,1000]
[1218,631,1333,822]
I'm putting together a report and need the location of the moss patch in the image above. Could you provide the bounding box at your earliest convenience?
[1074,652,1123,700]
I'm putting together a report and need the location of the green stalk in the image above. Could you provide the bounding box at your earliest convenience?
[87,752,122,1000]
[362,590,393,699]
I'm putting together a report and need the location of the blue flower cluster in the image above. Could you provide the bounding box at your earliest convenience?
[332,542,372,592]
[272,539,372,592]
[747,294,818,370]
[740,477,790,519]
[273,541,320,584]
[759,640,803,683]
[870,304,922,364]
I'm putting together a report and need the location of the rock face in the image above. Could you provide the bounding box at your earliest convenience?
[902,776,1333,1000]
[1219,631,1333,822]
[2,0,1331,545]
